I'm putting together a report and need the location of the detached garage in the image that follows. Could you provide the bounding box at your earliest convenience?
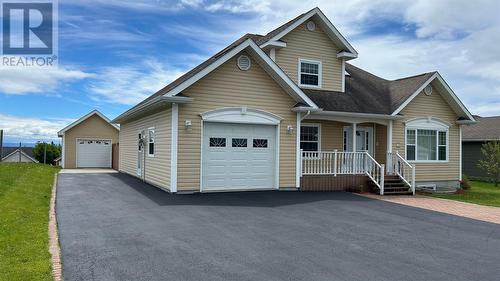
[58,110,119,169]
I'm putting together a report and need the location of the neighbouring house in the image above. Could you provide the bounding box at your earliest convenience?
[462,115,500,180]
[112,7,476,194]
[1,147,38,163]
[58,110,120,169]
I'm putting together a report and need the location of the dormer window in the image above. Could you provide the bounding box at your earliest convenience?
[298,59,322,88]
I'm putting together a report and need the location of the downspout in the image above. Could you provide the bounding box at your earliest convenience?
[296,110,311,189]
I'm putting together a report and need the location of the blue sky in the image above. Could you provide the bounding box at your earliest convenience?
[1,0,500,144]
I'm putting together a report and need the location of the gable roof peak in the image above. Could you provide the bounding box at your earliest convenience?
[58,110,119,137]
[258,7,358,57]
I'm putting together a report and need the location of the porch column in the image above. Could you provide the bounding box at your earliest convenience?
[295,112,302,188]
[351,123,356,152]
[386,120,393,173]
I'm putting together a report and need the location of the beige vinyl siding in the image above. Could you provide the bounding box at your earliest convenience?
[275,19,343,92]
[64,114,119,169]
[392,85,460,181]
[302,120,345,151]
[178,51,297,191]
[119,108,172,190]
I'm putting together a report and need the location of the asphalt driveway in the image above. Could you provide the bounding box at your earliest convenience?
[56,173,500,281]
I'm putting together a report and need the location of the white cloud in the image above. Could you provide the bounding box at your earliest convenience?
[0,65,93,95]
[87,60,185,105]
[0,114,72,142]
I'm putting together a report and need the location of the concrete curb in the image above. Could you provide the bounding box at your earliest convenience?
[49,173,63,281]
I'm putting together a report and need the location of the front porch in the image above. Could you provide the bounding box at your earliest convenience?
[297,114,415,195]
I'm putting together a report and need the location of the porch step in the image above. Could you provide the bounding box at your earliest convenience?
[368,175,412,195]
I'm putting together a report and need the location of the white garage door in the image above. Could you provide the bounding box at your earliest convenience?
[202,122,277,191]
[76,139,112,168]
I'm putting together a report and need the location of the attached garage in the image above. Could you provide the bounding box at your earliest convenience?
[200,108,281,192]
[58,110,119,169]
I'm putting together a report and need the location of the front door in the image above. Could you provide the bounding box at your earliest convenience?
[344,126,373,154]
[137,132,143,176]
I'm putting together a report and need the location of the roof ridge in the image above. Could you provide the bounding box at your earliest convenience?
[392,71,436,82]
[345,63,389,82]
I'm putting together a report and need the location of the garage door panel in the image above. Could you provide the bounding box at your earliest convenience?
[76,139,112,168]
[203,122,277,191]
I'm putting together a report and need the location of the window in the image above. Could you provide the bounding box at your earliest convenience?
[406,129,447,161]
[299,59,321,87]
[253,139,268,148]
[232,138,247,147]
[300,125,320,151]
[138,133,142,151]
[148,128,155,156]
[209,137,226,147]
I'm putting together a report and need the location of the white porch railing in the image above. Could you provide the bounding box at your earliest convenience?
[388,151,416,195]
[301,150,385,194]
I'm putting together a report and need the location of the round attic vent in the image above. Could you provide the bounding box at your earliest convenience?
[306,21,316,31]
[237,55,251,71]
[424,84,433,96]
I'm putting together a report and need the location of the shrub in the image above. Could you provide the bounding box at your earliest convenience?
[461,175,472,190]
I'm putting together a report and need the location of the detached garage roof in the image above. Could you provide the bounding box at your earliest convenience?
[58,110,119,137]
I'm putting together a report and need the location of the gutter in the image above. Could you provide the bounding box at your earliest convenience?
[293,107,402,120]
[112,96,193,123]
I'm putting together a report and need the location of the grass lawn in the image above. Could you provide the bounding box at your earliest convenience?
[0,163,60,281]
[432,180,500,208]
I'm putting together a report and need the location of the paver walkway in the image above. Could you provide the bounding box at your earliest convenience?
[360,194,500,224]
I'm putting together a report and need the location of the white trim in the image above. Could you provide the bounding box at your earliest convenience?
[170,103,178,193]
[75,138,113,168]
[404,119,449,163]
[405,117,450,131]
[275,124,280,190]
[269,48,276,61]
[259,7,357,56]
[298,58,322,88]
[260,40,287,49]
[147,127,155,157]
[459,125,462,181]
[337,51,358,60]
[200,107,283,125]
[61,134,65,168]
[58,110,118,136]
[163,39,318,109]
[295,112,301,188]
[300,123,321,151]
[341,59,346,92]
[391,73,476,122]
[199,120,280,192]
[343,125,374,154]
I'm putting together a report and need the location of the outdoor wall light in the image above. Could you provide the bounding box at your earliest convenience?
[185,120,192,130]
[287,125,294,134]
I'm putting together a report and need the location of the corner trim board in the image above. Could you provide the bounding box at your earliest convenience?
[170,103,178,192]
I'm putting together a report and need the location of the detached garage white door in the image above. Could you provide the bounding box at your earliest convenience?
[202,122,277,191]
[76,139,112,168]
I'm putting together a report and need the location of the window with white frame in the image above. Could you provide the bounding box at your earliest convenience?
[300,124,320,151]
[405,119,448,162]
[299,59,321,87]
[148,128,155,156]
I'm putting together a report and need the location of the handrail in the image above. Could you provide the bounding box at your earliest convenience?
[301,150,385,195]
[392,152,416,195]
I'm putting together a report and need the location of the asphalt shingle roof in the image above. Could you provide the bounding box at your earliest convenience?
[462,116,500,141]
[1,147,35,159]
[115,9,438,120]
[303,64,435,115]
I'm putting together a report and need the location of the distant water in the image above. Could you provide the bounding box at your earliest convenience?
[2,142,36,147]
